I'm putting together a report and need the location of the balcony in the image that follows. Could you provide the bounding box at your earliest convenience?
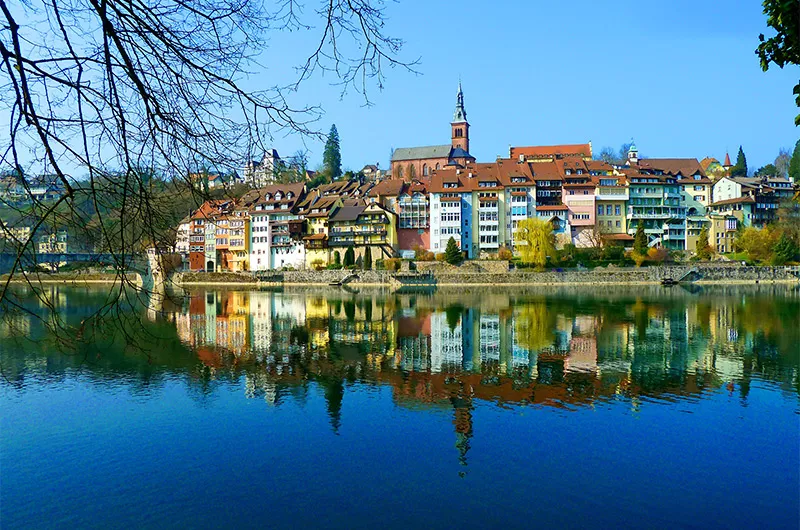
[596,187,628,201]
[630,190,663,198]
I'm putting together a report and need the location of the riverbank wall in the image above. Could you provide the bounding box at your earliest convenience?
[4,264,796,288]
[174,264,798,287]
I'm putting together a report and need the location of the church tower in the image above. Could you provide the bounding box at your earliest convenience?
[451,81,470,153]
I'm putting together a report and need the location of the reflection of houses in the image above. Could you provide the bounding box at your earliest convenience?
[166,290,790,441]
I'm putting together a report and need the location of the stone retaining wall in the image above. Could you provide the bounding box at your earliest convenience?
[280,270,394,285]
[433,266,795,285]
[172,265,797,287]
[415,260,509,274]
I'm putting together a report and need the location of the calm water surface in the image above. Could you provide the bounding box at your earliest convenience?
[1,285,799,529]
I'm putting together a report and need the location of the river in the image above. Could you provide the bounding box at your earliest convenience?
[1,284,798,529]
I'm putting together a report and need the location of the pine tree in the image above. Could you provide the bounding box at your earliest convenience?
[323,124,342,181]
[333,251,341,266]
[789,140,800,183]
[633,224,647,255]
[363,247,372,270]
[772,233,798,265]
[444,237,463,265]
[731,145,748,177]
[344,247,355,267]
[696,225,712,260]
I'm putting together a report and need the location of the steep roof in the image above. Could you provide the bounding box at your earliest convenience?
[636,158,705,177]
[709,196,755,207]
[368,179,405,197]
[510,143,592,159]
[724,153,732,166]
[392,145,452,161]
[586,160,614,174]
[700,157,720,172]
[329,204,367,222]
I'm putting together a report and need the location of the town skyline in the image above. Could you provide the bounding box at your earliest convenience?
[252,0,798,173]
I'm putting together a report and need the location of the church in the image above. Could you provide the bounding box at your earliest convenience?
[390,83,476,181]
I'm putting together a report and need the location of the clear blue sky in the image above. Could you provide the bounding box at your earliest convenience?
[260,0,799,173]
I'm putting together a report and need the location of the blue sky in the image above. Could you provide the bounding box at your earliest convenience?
[260,0,799,172]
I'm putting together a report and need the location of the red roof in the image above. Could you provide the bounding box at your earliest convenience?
[604,233,635,241]
[710,196,755,207]
[510,143,592,159]
[724,153,732,166]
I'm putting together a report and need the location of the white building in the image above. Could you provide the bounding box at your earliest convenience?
[242,149,282,188]
[248,182,306,271]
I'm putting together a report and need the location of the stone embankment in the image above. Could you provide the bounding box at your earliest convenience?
[171,263,799,287]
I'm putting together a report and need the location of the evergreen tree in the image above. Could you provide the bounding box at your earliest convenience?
[696,225,713,260]
[633,224,647,255]
[344,247,355,266]
[772,233,798,265]
[363,247,372,270]
[333,250,341,266]
[444,237,463,265]
[754,164,777,177]
[323,124,342,181]
[790,140,800,183]
[731,145,748,177]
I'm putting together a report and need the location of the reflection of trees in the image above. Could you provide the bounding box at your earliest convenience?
[514,300,555,352]
[4,285,799,418]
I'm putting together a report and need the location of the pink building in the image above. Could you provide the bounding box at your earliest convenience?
[560,160,597,247]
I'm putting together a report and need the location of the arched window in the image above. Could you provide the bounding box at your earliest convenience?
[435,163,440,170]
[422,164,429,176]
[455,128,463,138]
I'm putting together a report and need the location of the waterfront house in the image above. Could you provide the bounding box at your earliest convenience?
[428,167,476,258]
[327,202,398,264]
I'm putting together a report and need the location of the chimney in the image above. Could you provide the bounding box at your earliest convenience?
[519,154,525,163]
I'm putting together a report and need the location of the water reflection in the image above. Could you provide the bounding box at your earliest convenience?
[3,286,799,435]
[2,284,798,529]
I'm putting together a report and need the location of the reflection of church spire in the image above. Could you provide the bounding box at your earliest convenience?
[322,378,344,434]
[451,395,473,468]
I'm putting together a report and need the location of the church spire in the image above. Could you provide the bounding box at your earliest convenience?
[453,81,467,123]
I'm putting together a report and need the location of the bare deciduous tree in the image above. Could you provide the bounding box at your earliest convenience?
[0,0,411,344]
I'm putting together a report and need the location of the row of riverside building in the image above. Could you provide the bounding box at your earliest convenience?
[175,84,799,271]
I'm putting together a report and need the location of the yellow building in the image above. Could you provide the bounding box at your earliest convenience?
[594,176,630,244]
[228,209,249,272]
[38,230,68,253]
[708,214,738,254]
[328,202,398,264]
[300,196,343,269]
